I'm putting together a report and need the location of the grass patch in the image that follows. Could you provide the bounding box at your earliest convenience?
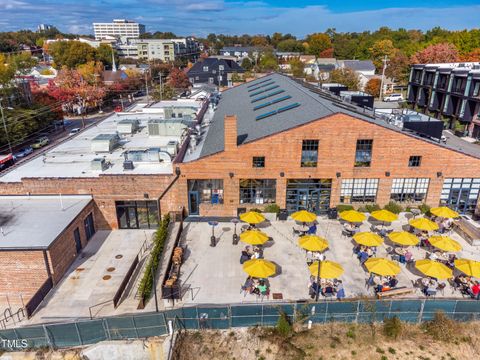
[383,316,402,339]
[423,311,457,342]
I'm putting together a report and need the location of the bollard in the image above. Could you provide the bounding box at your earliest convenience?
[308,320,312,329]
[168,320,174,335]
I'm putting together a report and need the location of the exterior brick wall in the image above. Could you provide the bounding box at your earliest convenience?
[178,113,480,216]
[0,251,49,306]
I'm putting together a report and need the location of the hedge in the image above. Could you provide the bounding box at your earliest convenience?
[138,214,171,301]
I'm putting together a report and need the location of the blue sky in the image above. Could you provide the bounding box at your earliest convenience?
[1,0,479,36]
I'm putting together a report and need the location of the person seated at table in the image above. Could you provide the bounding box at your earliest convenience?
[257,280,268,295]
[313,251,325,261]
[307,223,317,235]
[446,254,456,268]
[404,249,413,263]
[388,275,398,288]
[336,280,345,300]
[469,281,480,300]
[358,250,369,264]
[366,247,374,257]
[252,246,262,259]
[444,218,454,231]
[242,276,254,293]
[240,250,251,264]
[423,282,437,296]
[429,252,439,261]
[309,280,320,299]
[322,284,335,296]
[245,246,254,256]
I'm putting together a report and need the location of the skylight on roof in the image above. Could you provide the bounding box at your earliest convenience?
[251,90,285,103]
[249,85,280,97]
[247,78,272,88]
[255,102,301,121]
[253,95,292,111]
[247,81,275,92]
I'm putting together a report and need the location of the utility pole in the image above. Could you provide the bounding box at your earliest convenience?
[145,71,149,102]
[0,100,13,154]
[379,55,388,102]
[159,73,163,102]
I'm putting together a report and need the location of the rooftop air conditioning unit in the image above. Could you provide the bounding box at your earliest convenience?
[123,160,134,170]
[91,158,108,171]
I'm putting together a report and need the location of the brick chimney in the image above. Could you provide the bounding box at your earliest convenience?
[224,115,237,152]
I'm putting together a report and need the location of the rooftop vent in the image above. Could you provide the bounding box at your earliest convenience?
[117,119,139,134]
[123,160,134,170]
[91,158,108,171]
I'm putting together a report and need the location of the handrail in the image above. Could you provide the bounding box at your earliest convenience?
[88,300,113,320]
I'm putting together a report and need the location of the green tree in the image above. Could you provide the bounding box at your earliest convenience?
[258,52,278,72]
[277,39,305,53]
[289,58,305,77]
[48,41,97,68]
[330,68,360,91]
[152,83,176,101]
[305,33,332,57]
[95,44,117,69]
[370,39,396,71]
[241,57,253,71]
[386,50,410,84]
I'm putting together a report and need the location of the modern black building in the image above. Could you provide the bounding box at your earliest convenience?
[407,63,480,138]
[187,58,245,87]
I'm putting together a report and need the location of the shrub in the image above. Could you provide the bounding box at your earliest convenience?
[138,214,171,300]
[346,326,356,339]
[384,201,403,214]
[250,208,262,213]
[418,203,431,215]
[388,347,396,354]
[263,203,280,214]
[423,311,457,341]
[405,206,412,213]
[275,311,293,338]
[336,204,354,212]
[365,203,381,213]
[383,316,403,339]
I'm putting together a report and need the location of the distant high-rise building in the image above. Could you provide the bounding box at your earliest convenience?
[37,24,54,32]
[93,19,145,40]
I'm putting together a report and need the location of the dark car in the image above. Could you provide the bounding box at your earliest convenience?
[13,146,33,159]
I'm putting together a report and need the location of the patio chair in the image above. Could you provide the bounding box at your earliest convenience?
[436,282,446,296]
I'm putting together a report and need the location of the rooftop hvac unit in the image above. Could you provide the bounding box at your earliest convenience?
[123,160,134,170]
[91,134,121,152]
[91,158,108,171]
[117,119,139,134]
[148,121,160,136]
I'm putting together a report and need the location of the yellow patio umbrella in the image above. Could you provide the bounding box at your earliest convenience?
[291,210,317,223]
[371,209,398,223]
[415,259,453,279]
[364,257,401,276]
[240,211,265,224]
[409,217,439,232]
[353,232,384,247]
[428,235,462,252]
[240,230,269,245]
[242,259,276,278]
[454,259,480,277]
[387,231,419,246]
[339,210,366,223]
[430,206,460,219]
[298,235,329,252]
[308,260,344,279]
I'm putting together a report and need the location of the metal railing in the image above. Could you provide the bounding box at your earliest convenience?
[1,299,480,350]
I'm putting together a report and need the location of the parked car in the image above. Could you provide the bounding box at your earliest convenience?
[31,136,49,149]
[13,146,33,159]
[384,93,404,102]
[69,128,81,136]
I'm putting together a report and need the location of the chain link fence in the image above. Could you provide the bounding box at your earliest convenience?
[1,299,480,350]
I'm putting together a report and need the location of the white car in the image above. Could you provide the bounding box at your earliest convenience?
[69,128,81,136]
[384,93,404,102]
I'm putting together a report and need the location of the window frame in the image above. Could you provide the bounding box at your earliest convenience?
[239,179,276,204]
[390,178,430,203]
[408,155,422,167]
[252,156,265,168]
[354,139,373,167]
[340,178,379,203]
[301,139,319,167]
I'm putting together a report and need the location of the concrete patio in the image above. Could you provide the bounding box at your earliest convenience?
[175,213,480,305]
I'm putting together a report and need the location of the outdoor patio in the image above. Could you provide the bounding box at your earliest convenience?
[175,212,480,305]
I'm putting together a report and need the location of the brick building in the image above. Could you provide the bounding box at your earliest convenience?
[0,73,479,231]
[0,195,96,306]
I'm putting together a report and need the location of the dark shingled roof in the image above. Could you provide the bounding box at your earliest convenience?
[342,60,376,72]
[193,73,480,161]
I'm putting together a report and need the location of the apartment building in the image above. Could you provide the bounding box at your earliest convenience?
[93,19,145,40]
[407,62,480,138]
[137,37,200,62]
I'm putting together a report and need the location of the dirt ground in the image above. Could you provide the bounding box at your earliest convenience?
[171,319,480,360]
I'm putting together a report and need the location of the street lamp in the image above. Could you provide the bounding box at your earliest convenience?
[208,221,219,247]
[231,218,240,245]
[0,99,13,154]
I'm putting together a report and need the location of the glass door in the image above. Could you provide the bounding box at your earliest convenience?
[297,189,309,211]
[188,191,200,215]
[74,228,82,254]
[448,188,470,214]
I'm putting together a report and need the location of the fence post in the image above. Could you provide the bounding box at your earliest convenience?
[388,300,393,318]
[417,299,425,324]
[162,312,169,333]
[102,319,111,340]
[324,301,328,323]
[42,325,53,351]
[196,306,200,330]
[74,322,82,346]
[452,300,458,319]
[228,305,232,329]
[261,304,264,326]
[131,316,139,339]
[354,301,360,323]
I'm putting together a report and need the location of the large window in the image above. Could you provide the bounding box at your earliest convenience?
[187,179,224,204]
[239,179,276,204]
[390,178,430,202]
[301,140,319,167]
[355,139,373,167]
[116,201,159,229]
[440,178,480,215]
[84,213,95,239]
[340,178,379,203]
